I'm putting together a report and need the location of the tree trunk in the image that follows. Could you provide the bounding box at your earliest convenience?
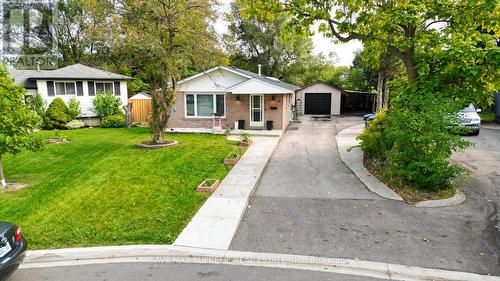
[383,82,390,109]
[151,91,166,144]
[0,155,6,190]
[150,77,176,144]
[123,104,132,128]
[376,70,385,111]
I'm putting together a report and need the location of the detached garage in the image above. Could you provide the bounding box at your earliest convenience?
[296,81,341,115]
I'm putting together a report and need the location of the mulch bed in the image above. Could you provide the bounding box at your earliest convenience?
[136,140,178,149]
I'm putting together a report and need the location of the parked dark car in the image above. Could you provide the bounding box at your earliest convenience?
[0,222,26,281]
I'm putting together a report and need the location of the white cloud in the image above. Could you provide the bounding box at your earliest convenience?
[215,0,362,66]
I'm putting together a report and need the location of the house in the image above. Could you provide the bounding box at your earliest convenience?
[296,81,376,115]
[168,66,299,132]
[10,63,131,117]
[296,81,342,115]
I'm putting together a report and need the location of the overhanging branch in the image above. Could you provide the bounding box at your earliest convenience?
[327,19,365,42]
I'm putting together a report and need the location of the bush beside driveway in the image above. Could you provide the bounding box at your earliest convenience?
[0,128,239,249]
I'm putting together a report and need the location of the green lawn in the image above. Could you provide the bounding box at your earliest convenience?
[0,128,240,249]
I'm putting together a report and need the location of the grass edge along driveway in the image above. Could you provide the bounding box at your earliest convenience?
[0,128,241,249]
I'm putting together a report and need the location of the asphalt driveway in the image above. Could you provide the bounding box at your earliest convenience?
[229,116,500,275]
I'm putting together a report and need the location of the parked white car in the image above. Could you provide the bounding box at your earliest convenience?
[457,104,481,135]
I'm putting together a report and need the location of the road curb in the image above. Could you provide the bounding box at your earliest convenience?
[414,187,466,208]
[335,124,403,201]
[22,245,500,281]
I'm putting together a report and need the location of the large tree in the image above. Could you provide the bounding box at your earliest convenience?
[20,0,119,67]
[123,0,224,144]
[227,1,328,85]
[241,0,499,189]
[0,65,44,189]
[241,0,498,101]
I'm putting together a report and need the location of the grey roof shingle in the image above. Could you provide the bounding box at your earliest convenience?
[9,69,39,89]
[10,63,131,88]
[227,66,300,92]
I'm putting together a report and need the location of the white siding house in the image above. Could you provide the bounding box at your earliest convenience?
[10,64,131,117]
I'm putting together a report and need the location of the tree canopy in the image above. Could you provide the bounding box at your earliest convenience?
[0,65,43,188]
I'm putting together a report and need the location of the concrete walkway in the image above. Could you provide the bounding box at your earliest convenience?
[173,136,280,249]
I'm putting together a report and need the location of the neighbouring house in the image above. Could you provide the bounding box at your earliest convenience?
[296,81,342,115]
[10,63,131,117]
[169,66,299,132]
[296,81,376,115]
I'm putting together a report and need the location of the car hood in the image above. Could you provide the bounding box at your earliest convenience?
[457,112,479,119]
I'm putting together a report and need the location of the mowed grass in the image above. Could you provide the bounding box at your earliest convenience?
[0,128,240,249]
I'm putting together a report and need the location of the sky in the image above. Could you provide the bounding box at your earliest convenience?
[215,0,362,66]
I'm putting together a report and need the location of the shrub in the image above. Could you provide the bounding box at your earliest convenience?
[67,98,82,119]
[241,133,251,143]
[101,113,125,128]
[92,92,122,117]
[357,82,470,190]
[480,111,496,122]
[45,98,71,129]
[357,110,392,160]
[28,93,47,128]
[66,120,84,130]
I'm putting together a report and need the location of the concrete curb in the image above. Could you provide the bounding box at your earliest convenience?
[22,245,500,281]
[336,124,467,207]
[414,188,466,208]
[335,124,404,201]
[172,134,281,249]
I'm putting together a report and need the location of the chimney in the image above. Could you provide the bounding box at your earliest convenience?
[258,64,262,76]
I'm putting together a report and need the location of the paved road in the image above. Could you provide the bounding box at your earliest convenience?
[10,263,384,281]
[230,116,500,275]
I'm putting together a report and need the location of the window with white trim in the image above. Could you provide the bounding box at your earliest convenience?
[185,93,225,117]
[95,82,114,94]
[55,82,76,95]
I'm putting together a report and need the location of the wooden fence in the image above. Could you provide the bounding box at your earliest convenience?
[129,99,152,123]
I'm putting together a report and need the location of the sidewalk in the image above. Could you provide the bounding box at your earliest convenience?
[173,136,280,249]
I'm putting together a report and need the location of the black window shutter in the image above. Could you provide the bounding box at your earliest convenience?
[88,81,95,96]
[47,81,55,96]
[76,81,84,96]
[114,82,121,96]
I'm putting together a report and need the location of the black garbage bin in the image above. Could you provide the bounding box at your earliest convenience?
[266,120,273,130]
[238,120,245,130]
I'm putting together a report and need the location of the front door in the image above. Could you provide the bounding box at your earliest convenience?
[250,94,264,127]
